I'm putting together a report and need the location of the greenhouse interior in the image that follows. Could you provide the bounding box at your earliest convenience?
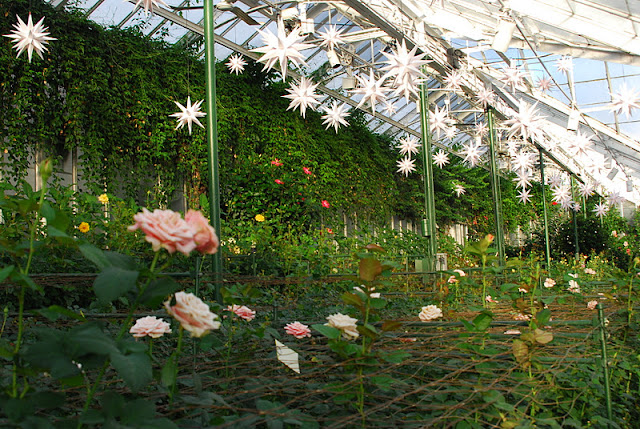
[3,0,640,427]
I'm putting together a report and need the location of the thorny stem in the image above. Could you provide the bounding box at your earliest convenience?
[169,326,184,403]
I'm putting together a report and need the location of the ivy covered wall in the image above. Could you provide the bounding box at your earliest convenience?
[1,0,542,239]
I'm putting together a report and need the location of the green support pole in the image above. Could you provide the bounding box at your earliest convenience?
[487,107,505,266]
[419,67,437,271]
[571,177,580,258]
[597,303,613,424]
[538,150,552,268]
[204,1,223,303]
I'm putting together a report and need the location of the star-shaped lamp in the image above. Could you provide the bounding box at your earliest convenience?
[170,97,206,134]
[252,27,313,80]
[4,14,56,62]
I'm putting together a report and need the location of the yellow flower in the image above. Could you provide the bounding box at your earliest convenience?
[78,222,90,233]
[98,193,109,204]
[254,214,265,222]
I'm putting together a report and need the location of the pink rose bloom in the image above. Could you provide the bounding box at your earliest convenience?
[485,295,498,303]
[321,200,330,208]
[275,179,284,185]
[227,304,256,321]
[165,292,220,337]
[587,300,598,310]
[284,321,311,339]
[129,316,172,338]
[303,167,312,175]
[271,159,283,166]
[513,313,531,321]
[185,210,219,255]
[544,278,556,288]
[447,275,458,284]
[128,208,197,256]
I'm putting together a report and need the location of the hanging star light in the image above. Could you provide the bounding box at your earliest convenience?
[396,156,416,176]
[501,65,527,92]
[505,141,520,157]
[460,140,485,167]
[352,69,388,114]
[610,84,640,118]
[169,96,206,135]
[382,100,397,116]
[433,149,450,168]
[475,122,488,137]
[454,184,466,197]
[380,39,429,101]
[546,173,563,189]
[283,77,321,118]
[505,100,544,142]
[226,54,247,75]
[578,182,594,197]
[536,77,554,93]
[517,188,532,204]
[321,101,350,132]
[570,131,593,157]
[572,202,581,212]
[511,151,535,173]
[552,184,573,209]
[513,170,532,189]
[397,136,421,156]
[556,55,573,74]
[593,202,609,218]
[607,191,625,205]
[251,27,313,80]
[133,0,168,14]
[429,105,453,138]
[444,71,465,92]
[445,126,458,140]
[4,14,56,63]
[317,25,345,51]
[475,86,495,108]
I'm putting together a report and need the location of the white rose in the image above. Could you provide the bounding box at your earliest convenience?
[165,291,220,337]
[419,305,443,322]
[326,313,359,340]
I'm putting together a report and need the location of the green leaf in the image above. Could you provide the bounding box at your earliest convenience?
[66,323,119,357]
[379,350,410,363]
[140,276,182,308]
[93,266,139,305]
[10,271,43,293]
[380,320,403,332]
[311,324,341,340]
[533,328,553,344]
[0,339,13,359]
[512,339,529,367]
[472,311,493,332]
[111,351,152,392]
[161,354,178,388]
[357,324,378,340]
[35,305,86,321]
[0,265,15,283]
[369,297,386,309]
[340,292,363,308]
[359,257,382,282]
[369,375,396,391]
[79,243,110,270]
[104,251,138,270]
[535,308,552,326]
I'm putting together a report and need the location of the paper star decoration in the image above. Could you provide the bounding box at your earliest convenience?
[284,77,321,118]
[4,14,56,63]
[352,69,388,114]
[511,151,535,173]
[556,55,573,74]
[382,100,397,116]
[547,173,563,189]
[397,136,421,156]
[444,71,465,92]
[275,340,300,373]
[445,126,458,140]
[610,84,640,118]
[607,191,625,205]
[433,149,450,168]
[572,202,582,212]
[593,202,609,218]
[517,188,532,204]
[396,156,416,176]
[380,39,429,101]
[321,101,350,132]
[133,0,168,14]
[226,54,247,75]
[252,27,313,80]
[429,105,453,138]
[460,140,485,167]
[578,182,594,197]
[505,101,544,142]
[513,170,532,189]
[454,184,466,196]
[501,65,527,92]
[536,77,554,93]
[570,131,593,157]
[475,86,495,108]
[474,122,488,137]
[317,25,345,51]
[170,96,206,134]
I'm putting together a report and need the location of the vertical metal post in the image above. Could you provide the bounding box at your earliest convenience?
[487,107,505,265]
[538,150,551,268]
[204,0,223,303]
[419,66,437,271]
[571,177,580,258]
[597,303,613,423]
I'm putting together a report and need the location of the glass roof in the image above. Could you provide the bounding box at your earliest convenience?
[46,0,640,204]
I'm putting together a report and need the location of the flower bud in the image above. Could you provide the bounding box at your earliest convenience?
[39,158,53,183]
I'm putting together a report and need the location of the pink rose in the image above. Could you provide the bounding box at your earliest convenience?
[271,159,283,166]
[587,300,598,310]
[185,210,219,255]
[321,200,330,208]
[129,316,172,338]
[164,292,220,337]
[128,208,197,256]
[303,167,312,175]
[275,179,284,185]
[227,304,256,321]
[284,321,311,339]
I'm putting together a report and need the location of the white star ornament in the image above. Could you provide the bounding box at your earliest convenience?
[4,14,56,63]
[170,97,206,135]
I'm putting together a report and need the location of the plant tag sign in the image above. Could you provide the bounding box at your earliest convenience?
[275,340,300,374]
